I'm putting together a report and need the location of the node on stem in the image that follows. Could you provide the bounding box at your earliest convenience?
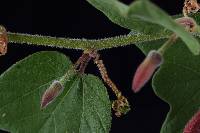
[0,25,8,56]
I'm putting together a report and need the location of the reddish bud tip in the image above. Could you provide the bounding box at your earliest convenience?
[175,17,197,32]
[0,26,8,55]
[132,50,163,93]
[183,110,200,133]
[41,80,63,109]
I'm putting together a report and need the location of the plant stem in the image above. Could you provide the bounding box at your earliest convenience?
[8,32,168,50]
[158,34,178,55]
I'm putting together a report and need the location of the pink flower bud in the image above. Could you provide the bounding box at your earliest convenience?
[183,110,200,133]
[41,80,63,109]
[0,26,8,55]
[132,50,163,93]
[175,17,197,32]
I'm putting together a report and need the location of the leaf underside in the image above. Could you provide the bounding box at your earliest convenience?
[0,51,111,133]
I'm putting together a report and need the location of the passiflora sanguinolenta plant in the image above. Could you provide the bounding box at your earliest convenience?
[1,0,200,133]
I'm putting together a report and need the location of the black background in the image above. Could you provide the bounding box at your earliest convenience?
[0,0,184,133]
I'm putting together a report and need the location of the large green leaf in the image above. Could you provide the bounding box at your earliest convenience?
[86,0,163,34]
[0,51,111,133]
[136,38,200,133]
[87,0,200,55]
[128,0,200,55]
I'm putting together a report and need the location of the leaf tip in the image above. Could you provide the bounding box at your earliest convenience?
[191,44,200,55]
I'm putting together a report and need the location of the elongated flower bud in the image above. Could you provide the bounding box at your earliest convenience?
[183,110,200,133]
[41,80,63,109]
[132,50,163,93]
[0,26,8,55]
[175,17,197,32]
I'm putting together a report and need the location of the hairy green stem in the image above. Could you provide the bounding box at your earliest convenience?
[8,32,169,50]
[158,34,178,55]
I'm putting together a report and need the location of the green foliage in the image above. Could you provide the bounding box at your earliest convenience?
[137,39,200,133]
[128,0,200,55]
[86,0,163,34]
[1,0,200,133]
[0,51,111,133]
[87,0,200,132]
[87,0,200,55]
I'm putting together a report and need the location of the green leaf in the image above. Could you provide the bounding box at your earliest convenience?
[87,0,200,55]
[86,0,164,34]
[137,38,200,133]
[128,0,200,55]
[0,51,111,133]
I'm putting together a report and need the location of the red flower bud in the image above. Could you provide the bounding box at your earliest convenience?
[41,80,63,109]
[183,110,200,133]
[0,26,8,55]
[132,50,163,93]
[175,17,197,32]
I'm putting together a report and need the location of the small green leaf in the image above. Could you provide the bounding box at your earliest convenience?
[137,38,200,133]
[0,51,111,133]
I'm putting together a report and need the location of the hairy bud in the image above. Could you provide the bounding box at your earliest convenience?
[183,110,200,133]
[132,50,163,93]
[41,80,63,109]
[175,17,197,32]
[0,26,8,55]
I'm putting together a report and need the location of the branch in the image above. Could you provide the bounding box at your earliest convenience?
[8,32,168,50]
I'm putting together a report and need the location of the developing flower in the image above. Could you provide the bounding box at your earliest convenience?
[41,80,64,109]
[175,17,197,32]
[183,0,200,16]
[132,50,163,93]
[0,25,8,55]
[183,110,200,133]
